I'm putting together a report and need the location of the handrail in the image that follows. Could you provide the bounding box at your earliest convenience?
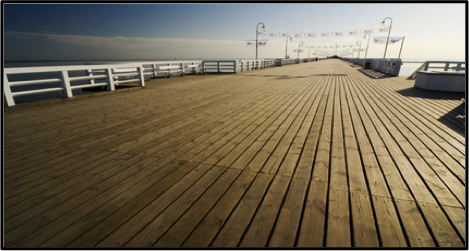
[422,61,465,72]
[3,59,278,106]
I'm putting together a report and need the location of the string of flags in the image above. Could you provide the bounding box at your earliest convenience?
[256,27,390,38]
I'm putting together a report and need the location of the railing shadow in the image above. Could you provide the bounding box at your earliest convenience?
[357,69,391,79]
[396,87,465,100]
[438,102,466,136]
[396,87,466,135]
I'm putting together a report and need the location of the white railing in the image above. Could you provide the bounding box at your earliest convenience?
[201,60,274,73]
[4,60,203,107]
[422,61,465,72]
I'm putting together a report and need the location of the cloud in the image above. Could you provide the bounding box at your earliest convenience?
[4,31,306,60]
[6,31,267,59]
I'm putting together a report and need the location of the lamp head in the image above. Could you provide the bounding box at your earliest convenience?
[261,25,266,32]
[289,37,293,41]
[379,20,387,28]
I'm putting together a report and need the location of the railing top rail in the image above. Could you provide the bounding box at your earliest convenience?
[425,61,465,64]
[4,60,204,74]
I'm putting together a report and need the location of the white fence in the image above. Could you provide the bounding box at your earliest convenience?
[4,59,278,106]
[201,60,275,73]
[421,61,465,72]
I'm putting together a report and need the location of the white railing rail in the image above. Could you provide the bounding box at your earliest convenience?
[4,60,203,107]
[422,61,465,72]
[4,59,276,106]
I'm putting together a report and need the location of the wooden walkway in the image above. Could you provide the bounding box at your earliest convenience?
[3,59,466,248]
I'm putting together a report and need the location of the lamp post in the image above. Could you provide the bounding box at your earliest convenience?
[380,17,392,59]
[285,35,292,59]
[256,22,266,60]
[363,34,371,60]
[298,41,304,59]
[356,40,362,58]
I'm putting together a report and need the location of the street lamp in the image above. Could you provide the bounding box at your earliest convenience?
[380,17,392,59]
[363,34,371,60]
[355,40,362,58]
[256,22,266,60]
[285,35,292,59]
[298,41,304,59]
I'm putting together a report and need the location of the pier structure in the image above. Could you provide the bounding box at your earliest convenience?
[3,59,465,247]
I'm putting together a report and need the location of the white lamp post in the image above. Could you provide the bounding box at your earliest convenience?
[380,17,392,59]
[356,40,362,58]
[363,34,371,60]
[256,22,266,60]
[298,41,304,59]
[285,35,292,59]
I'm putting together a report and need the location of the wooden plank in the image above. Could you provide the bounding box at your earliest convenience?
[210,172,273,247]
[153,167,242,247]
[266,177,308,247]
[297,180,328,247]
[181,170,260,247]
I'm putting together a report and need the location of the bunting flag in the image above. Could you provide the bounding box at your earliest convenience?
[321,32,330,37]
[373,37,402,44]
[378,27,390,33]
[306,32,316,38]
[257,31,266,36]
[349,30,359,35]
[363,29,373,34]
[294,32,303,38]
[329,46,335,48]
[334,31,343,36]
[293,49,304,53]
[246,40,268,46]
[353,48,366,52]
[268,32,278,37]
[280,33,290,38]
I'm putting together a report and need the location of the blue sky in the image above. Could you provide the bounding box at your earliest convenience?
[3,3,466,61]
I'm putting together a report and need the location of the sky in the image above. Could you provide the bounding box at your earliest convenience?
[3,3,466,61]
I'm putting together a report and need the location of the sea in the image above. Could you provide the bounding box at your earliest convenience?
[4,58,465,105]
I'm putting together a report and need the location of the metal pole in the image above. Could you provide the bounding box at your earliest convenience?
[364,35,371,60]
[382,17,393,59]
[256,22,265,60]
[398,36,405,59]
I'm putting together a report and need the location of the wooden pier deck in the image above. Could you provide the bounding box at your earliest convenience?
[3,59,466,248]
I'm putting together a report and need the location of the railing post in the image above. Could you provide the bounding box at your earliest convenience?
[3,72,15,106]
[137,66,145,87]
[105,68,115,91]
[180,62,184,76]
[60,70,73,98]
[87,69,95,85]
[152,64,157,77]
[423,62,430,71]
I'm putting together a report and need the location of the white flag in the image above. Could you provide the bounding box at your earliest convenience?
[363,29,373,34]
[321,32,330,37]
[349,30,359,35]
[373,37,402,44]
[334,31,343,36]
[378,27,390,33]
[269,32,278,37]
[246,40,268,46]
[257,40,268,46]
[389,37,402,43]
[306,32,316,38]
[373,37,388,44]
[294,32,303,38]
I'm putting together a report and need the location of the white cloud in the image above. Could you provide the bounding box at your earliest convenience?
[5,31,259,59]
